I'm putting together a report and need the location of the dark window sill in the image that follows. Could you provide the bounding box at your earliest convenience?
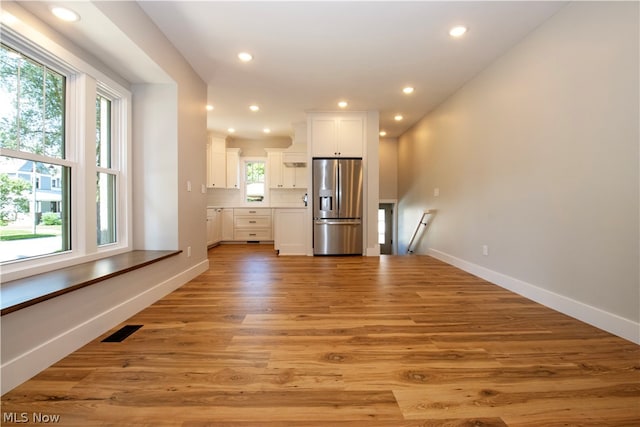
[1,250,182,316]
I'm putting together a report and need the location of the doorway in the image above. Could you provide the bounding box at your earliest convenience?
[378,203,394,255]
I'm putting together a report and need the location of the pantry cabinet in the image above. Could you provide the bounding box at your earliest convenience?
[310,113,364,158]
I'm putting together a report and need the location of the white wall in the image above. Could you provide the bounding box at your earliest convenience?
[398,2,639,342]
[1,1,209,393]
[379,137,398,200]
[366,111,381,256]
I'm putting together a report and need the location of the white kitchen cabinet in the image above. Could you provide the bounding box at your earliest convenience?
[268,149,307,189]
[310,113,364,157]
[274,208,307,255]
[207,136,226,188]
[206,208,223,247]
[225,148,241,189]
[206,210,214,246]
[283,165,307,189]
[267,150,285,188]
[221,208,234,241]
[233,208,272,241]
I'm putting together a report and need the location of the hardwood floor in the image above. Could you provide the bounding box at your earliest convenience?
[2,244,638,426]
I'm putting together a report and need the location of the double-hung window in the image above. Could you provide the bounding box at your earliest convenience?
[0,43,70,261]
[96,92,117,246]
[0,27,130,279]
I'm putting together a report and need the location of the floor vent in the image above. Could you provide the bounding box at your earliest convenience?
[102,325,143,342]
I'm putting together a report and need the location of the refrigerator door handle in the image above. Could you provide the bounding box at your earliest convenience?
[315,220,361,225]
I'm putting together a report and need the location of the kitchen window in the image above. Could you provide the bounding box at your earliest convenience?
[0,27,131,280]
[243,159,266,204]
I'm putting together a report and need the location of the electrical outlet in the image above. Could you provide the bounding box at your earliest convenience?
[434,188,440,197]
[482,245,489,256]
[187,180,192,192]
[187,246,192,257]
[201,184,206,194]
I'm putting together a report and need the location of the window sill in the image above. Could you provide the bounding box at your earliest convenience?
[0,250,181,316]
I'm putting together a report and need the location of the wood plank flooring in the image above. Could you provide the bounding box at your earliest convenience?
[2,244,639,426]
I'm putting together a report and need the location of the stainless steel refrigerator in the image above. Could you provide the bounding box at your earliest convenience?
[313,158,363,255]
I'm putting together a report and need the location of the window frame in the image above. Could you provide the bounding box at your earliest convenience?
[0,24,132,281]
[241,157,268,206]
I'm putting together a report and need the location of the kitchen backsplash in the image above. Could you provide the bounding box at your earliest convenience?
[207,188,307,208]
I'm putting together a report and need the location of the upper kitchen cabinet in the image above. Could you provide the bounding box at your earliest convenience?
[206,137,241,189]
[226,148,241,189]
[206,136,226,188]
[267,149,308,189]
[309,113,365,158]
[267,149,286,188]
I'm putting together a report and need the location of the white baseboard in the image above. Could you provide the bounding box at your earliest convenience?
[428,248,640,345]
[0,259,209,394]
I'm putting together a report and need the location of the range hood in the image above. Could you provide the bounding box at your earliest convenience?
[283,143,307,167]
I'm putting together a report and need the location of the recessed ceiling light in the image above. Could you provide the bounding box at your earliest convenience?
[238,52,253,62]
[50,6,80,22]
[263,128,271,134]
[394,114,404,121]
[402,86,414,95]
[338,101,348,109]
[227,128,236,133]
[249,105,260,112]
[379,131,387,137]
[449,25,467,38]
[206,105,214,111]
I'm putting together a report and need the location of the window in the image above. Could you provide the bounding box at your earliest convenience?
[244,159,266,203]
[0,27,131,279]
[0,44,70,261]
[96,94,116,246]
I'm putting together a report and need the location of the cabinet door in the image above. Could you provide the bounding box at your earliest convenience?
[212,209,223,244]
[268,151,284,188]
[283,165,307,188]
[207,137,227,188]
[206,217,214,246]
[338,117,364,157]
[282,165,296,188]
[221,209,234,240]
[294,166,308,188]
[209,153,226,188]
[226,150,240,189]
[311,117,338,157]
[274,209,307,255]
[206,209,216,246]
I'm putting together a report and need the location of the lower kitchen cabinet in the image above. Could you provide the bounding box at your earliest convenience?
[234,208,272,241]
[206,208,223,247]
[274,208,307,255]
[221,208,234,241]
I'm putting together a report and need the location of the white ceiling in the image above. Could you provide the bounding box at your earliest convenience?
[17,1,567,140]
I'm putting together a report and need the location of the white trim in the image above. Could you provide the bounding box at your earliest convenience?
[0,259,209,395]
[427,248,640,345]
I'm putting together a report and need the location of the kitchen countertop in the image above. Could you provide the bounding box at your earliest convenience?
[208,205,307,209]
